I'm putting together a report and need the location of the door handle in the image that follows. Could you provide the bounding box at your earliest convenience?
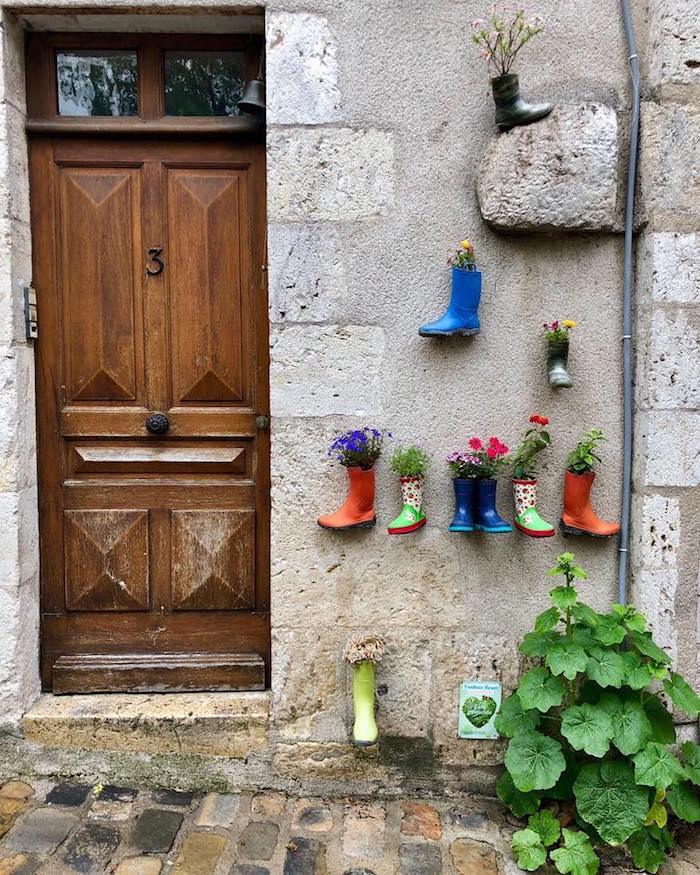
[146,413,170,434]
[255,414,270,432]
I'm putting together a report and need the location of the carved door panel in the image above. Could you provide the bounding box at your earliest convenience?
[30,137,269,693]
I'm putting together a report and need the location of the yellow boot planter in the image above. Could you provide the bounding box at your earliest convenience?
[344,635,385,747]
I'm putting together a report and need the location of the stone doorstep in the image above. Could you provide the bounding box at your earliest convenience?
[22,692,270,757]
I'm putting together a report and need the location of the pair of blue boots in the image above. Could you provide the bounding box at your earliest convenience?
[449,479,512,533]
[418,266,481,337]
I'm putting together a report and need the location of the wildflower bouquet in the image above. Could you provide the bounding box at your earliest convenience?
[446,451,484,479]
[512,415,551,479]
[448,238,477,271]
[544,319,576,343]
[470,7,544,77]
[447,436,509,479]
[327,427,388,470]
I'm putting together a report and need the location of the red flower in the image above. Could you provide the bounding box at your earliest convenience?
[529,414,549,426]
[539,416,549,426]
[488,436,500,446]
[469,437,483,450]
[486,445,498,459]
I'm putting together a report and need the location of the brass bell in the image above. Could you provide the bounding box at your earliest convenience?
[238,79,266,115]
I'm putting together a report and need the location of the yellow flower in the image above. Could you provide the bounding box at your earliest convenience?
[460,239,472,250]
[562,319,577,328]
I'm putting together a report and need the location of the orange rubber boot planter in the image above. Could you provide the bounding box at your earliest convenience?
[560,470,620,538]
[318,466,376,531]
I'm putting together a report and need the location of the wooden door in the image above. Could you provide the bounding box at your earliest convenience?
[30,136,270,693]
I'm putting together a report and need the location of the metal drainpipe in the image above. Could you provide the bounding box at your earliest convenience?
[618,0,641,606]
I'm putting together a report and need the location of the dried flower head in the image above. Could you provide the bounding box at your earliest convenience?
[344,635,386,665]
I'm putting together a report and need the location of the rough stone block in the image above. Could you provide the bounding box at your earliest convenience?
[640,103,700,230]
[273,741,388,783]
[266,12,341,124]
[250,792,285,819]
[644,309,700,409]
[268,128,394,221]
[171,832,226,874]
[400,802,442,841]
[450,837,499,875]
[342,803,385,859]
[194,793,239,827]
[399,842,442,874]
[114,859,162,875]
[88,800,132,822]
[45,782,91,807]
[151,789,193,807]
[238,821,279,861]
[267,225,344,323]
[61,821,121,873]
[131,809,182,854]
[649,0,700,86]
[637,494,680,567]
[635,567,677,662]
[270,325,384,416]
[647,233,700,303]
[4,808,77,854]
[291,801,333,832]
[283,835,326,875]
[476,104,619,232]
[0,782,33,801]
[0,854,39,875]
[644,412,700,486]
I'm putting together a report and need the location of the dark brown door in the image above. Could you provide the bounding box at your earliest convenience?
[30,136,270,693]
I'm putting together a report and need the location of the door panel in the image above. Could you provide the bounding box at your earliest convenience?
[31,136,269,692]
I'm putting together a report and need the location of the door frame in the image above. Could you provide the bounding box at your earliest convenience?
[26,31,271,691]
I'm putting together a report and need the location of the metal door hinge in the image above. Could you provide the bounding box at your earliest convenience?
[255,414,270,432]
[23,286,38,339]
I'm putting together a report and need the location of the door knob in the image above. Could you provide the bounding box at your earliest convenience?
[145,413,170,434]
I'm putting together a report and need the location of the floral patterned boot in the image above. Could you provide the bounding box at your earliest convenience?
[513,479,555,538]
[388,475,426,535]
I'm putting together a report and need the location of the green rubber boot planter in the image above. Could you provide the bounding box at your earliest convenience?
[388,475,426,535]
[512,479,555,538]
[547,339,573,388]
[491,73,553,132]
[352,660,378,747]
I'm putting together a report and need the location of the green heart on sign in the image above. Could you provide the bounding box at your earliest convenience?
[463,695,497,728]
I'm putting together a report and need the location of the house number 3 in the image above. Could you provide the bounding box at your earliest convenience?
[146,247,164,276]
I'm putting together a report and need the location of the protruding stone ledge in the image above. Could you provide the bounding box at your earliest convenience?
[23,692,270,758]
[476,103,620,233]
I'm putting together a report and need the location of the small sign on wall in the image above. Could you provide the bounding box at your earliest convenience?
[458,680,502,739]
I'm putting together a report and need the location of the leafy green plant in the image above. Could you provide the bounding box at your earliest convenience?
[512,415,551,479]
[497,552,700,874]
[390,445,430,478]
[566,429,607,475]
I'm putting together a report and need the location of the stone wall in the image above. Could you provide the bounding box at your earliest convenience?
[0,0,695,793]
[632,0,700,700]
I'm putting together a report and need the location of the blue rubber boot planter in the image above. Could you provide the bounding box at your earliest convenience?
[419,266,481,337]
[474,478,512,533]
[449,479,475,532]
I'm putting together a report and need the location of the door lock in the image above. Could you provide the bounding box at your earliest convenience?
[255,414,270,432]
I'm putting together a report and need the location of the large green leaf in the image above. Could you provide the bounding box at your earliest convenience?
[681,741,700,786]
[612,603,647,633]
[546,640,588,681]
[549,829,600,875]
[633,741,687,790]
[512,828,547,871]
[571,625,596,652]
[598,691,653,756]
[550,586,578,611]
[663,672,700,717]
[574,761,649,845]
[666,782,700,823]
[527,809,561,847]
[517,668,565,713]
[571,603,599,629]
[629,631,671,665]
[643,696,676,744]
[494,693,540,738]
[626,661,655,691]
[585,647,626,688]
[628,829,668,874]
[505,731,566,792]
[535,606,561,634]
[560,704,613,757]
[591,615,626,646]
[520,631,562,658]
[496,771,542,818]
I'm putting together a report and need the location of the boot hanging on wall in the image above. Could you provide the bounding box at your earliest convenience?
[470,10,552,131]
[511,415,554,536]
[318,428,387,531]
[344,636,385,747]
[544,320,576,388]
[561,429,620,538]
[388,446,429,535]
[419,240,481,337]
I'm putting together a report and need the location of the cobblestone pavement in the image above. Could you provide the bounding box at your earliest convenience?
[0,779,698,874]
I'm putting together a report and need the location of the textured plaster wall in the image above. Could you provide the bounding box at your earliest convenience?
[0,0,695,791]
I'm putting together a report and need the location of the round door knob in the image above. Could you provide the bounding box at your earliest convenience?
[145,412,170,434]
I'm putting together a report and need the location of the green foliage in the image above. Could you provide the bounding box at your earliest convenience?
[389,445,430,478]
[512,417,551,480]
[500,552,700,874]
[566,429,607,475]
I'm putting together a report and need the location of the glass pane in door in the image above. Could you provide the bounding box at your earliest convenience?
[164,51,245,117]
[57,51,138,116]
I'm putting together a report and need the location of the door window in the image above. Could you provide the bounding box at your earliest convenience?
[164,51,245,117]
[56,50,138,116]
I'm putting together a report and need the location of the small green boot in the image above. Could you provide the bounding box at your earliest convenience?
[491,73,553,132]
[513,479,555,538]
[388,475,426,535]
[352,660,378,747]
[547,339,572,388]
